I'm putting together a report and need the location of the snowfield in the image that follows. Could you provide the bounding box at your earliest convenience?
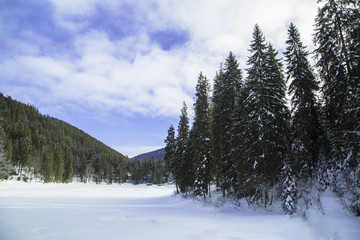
[0,181,359,240]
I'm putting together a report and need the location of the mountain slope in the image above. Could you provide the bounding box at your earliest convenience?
[0,93,130,183]
[132,148,165,161]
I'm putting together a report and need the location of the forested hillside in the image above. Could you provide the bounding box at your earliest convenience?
[164,0,359,215]
[0,93,165,184]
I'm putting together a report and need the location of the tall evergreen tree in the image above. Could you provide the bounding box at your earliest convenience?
[175,102,193,194]
[192,72,212,197]
[164,125,176,183]
[244,25,290,206]
[314,0,360,215]
[211,65,225,189]
[284,23,323,212]
[212,52,243,196]
[314,0,351,128]
[243,24,268,203]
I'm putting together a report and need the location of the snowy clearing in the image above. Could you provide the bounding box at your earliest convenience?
[0,181,359,240]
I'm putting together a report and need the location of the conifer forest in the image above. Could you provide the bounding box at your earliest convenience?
[164,0,360,215]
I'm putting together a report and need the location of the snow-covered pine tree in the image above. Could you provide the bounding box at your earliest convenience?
[164,125,176,184]
[212,52,243,197]
[211,65,225,191]
[222,54,247,199]
[175,102,193,195]
[282,163,297,215]
[244,25,290,207]
[243,25,268,203]
[314,0,360,215]
[222,52,243,197]
[284,23,323,211]
[314,0,349,130]
[192,72,213,197]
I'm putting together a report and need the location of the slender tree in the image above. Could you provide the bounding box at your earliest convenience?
[192,72,212,197]
[175,102,192,194]
[212,65,225,190]
[284,23,323,212]
[164,125,176,184]
[212,52,243,196]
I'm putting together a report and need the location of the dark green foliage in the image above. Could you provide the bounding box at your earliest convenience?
[129,158,166,185]
[314,0,349,128]
[42,146,54,183]
[243,25,290,206]
[314,0,360,215]
[192,72,212,197]
[0,93,129,183]
[164,125,176,182]
[0,118,10,179]
[54,148,64,182]
[175,102,193,194]
[212,52,243,196]
[284,23,323,213]
[211,66,225,189]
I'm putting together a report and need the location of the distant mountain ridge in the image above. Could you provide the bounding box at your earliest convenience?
[132,148,165,161]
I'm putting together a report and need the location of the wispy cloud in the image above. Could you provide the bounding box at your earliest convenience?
[0,0,318,120]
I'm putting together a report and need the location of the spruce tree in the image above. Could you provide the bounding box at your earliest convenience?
[192,72,212,197]
[211,52,243,196]
[164,125,176,183]
[314,0,350,129]
[244,25,290,206]
[175,102,193,194]
[314,0,360,215]
[211,65,225,190]
[284,23,323,212]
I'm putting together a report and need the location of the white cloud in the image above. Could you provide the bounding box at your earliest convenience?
[50,0,98,16]
[1,0,319,120]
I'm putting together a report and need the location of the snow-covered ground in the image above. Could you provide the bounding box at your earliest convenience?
[0,181,359,240]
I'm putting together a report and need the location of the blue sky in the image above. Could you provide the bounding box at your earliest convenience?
[0,0,318,157]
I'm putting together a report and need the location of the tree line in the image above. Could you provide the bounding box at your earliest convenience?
[164,0,359,215]
[0,93,166,185]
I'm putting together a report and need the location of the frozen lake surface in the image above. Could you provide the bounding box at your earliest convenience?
[0,181,359,240]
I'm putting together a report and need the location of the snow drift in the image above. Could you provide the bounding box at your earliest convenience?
[0,181,359,240]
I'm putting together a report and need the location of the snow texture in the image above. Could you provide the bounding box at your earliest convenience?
[0,181,359,240]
